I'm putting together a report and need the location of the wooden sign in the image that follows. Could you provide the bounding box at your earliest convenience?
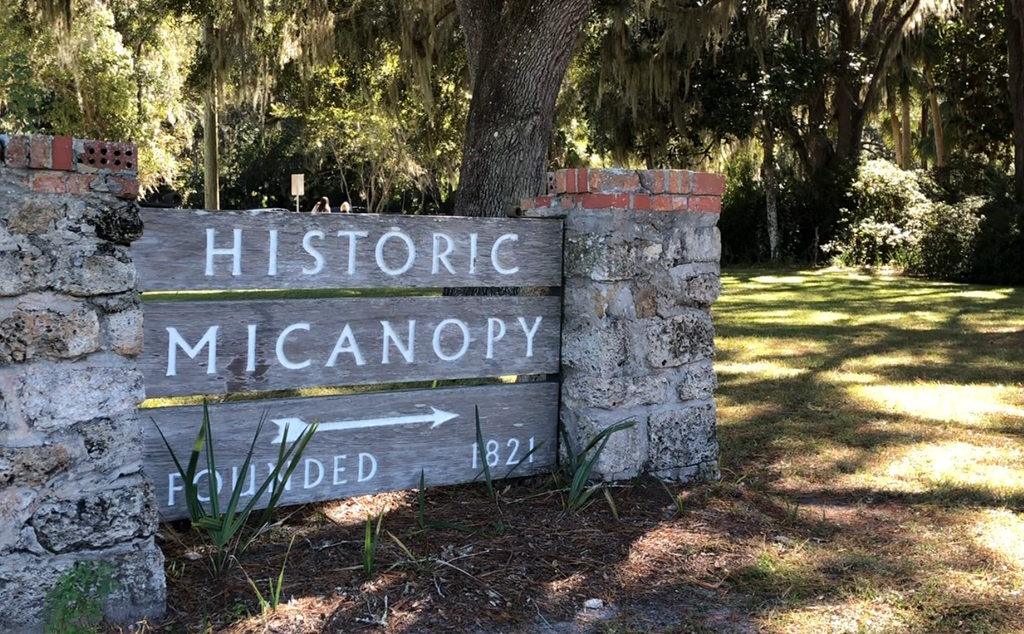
[143,382,559,520]
[133,209,563,291]
[140,295,561,397]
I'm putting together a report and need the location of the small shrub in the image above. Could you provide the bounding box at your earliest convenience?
[43,561,120,634]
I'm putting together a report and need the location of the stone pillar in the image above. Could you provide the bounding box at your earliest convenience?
[0,135,164,631]
[523,168,723,483]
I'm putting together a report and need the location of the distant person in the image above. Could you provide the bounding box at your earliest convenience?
[340,201,352,213]
[311,196,330,213]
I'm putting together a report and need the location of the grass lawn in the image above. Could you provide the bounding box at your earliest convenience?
[152,266,1024,634]
[713,266,1024,633]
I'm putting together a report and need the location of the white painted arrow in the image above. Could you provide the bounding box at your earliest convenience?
[271,407,459,444]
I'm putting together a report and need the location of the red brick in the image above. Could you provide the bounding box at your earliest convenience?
[632,194,652,210]
[693,172,726,196]
[652,195,674,211]
[68,174,96,194]
[579,193,613,209]
[690,195,722,213]
[32,172,67,194]
[678,170,692,194]
[106,176,140,200]
[577,168,589,193]
[29,136,52,169]
[554,170,567,194]
[589,170,640,193]
[5,136,29,168]
[52,136,73,171]
[565,170,578,194]
[546,172,557,194]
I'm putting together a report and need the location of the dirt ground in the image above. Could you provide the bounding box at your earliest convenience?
[148,473,894,634]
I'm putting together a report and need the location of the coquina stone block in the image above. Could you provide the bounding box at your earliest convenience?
[12,362,144,431]
[644,310,716,369]
[647,401,719,471]
[0,294,101,364]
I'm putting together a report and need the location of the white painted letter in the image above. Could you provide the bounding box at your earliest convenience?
[168,473,183,507]
[231,465,257,498]
[268,229,279,276]
[206,228,242,276]
[375,229,416,276]
[338,230,369,275]
[302,230,326,275]
[326,324,366,367]
[432,233,456,275]
[304,458,324,489]
[193,469,223,502]
[381,320,416,364]
[518,316,543,358]
[246,324,257,372]
[166,326,218,376]
[486,318,506,359]
[491,233,520,275]
[433,318,470,362]
[358,453,377,482]
[276,323,311,370]
[333,455,348,485]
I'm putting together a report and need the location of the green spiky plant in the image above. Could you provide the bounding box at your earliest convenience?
[153,400,318,577]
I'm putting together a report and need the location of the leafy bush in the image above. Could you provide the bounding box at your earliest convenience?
[914,198,985,280]
[970,200,1024,285]
[824,159,928,267]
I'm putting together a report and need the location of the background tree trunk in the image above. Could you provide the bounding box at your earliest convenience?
[900,61,913,169]
[202,15,220,211]
[926,64,946,167]
[1008,0,1024,203]
[762,122,780,261]
[453,0,592,218]
[889,85,905,168]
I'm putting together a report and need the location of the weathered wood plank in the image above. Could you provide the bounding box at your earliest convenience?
[143,382,559,520]
[133,209,563,291]
[141,295,561,397]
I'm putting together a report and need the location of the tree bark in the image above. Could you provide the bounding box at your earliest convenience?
[926,64,946,168]
[900,60,913,169]
[762,122,780,261]
[203,15,221,211]
[888,84,904,168]
[453,0,592,218]
[1008,0,1024,203]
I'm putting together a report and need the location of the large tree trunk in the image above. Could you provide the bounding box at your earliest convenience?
[453,0,592,218]
[203,15,221,211]
[1008,0,1024,203]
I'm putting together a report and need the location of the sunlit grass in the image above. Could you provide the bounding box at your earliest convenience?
[715,267,1024,632]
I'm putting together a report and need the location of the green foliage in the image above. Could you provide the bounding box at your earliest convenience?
[153,401,318,577]
[241,534,295,614]
[473,405,496,502]
[363,511,384,575]
[558,419,636,515]
[43,561,120,634]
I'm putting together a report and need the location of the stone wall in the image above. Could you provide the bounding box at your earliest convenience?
[0,135,164,632]
[523,168,723,483]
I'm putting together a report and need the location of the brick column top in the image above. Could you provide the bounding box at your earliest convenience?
[2,134,139,200]
[521,168,725,215]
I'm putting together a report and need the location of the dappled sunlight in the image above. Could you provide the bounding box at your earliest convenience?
[763,597,911,634]
[750,275,810,284]
[972,509,1024,579]
[850,383,1024,429]
[716,361,810,380]
[958,289,1016,301]
[871,441,1024,499]
[819,370,881,384]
